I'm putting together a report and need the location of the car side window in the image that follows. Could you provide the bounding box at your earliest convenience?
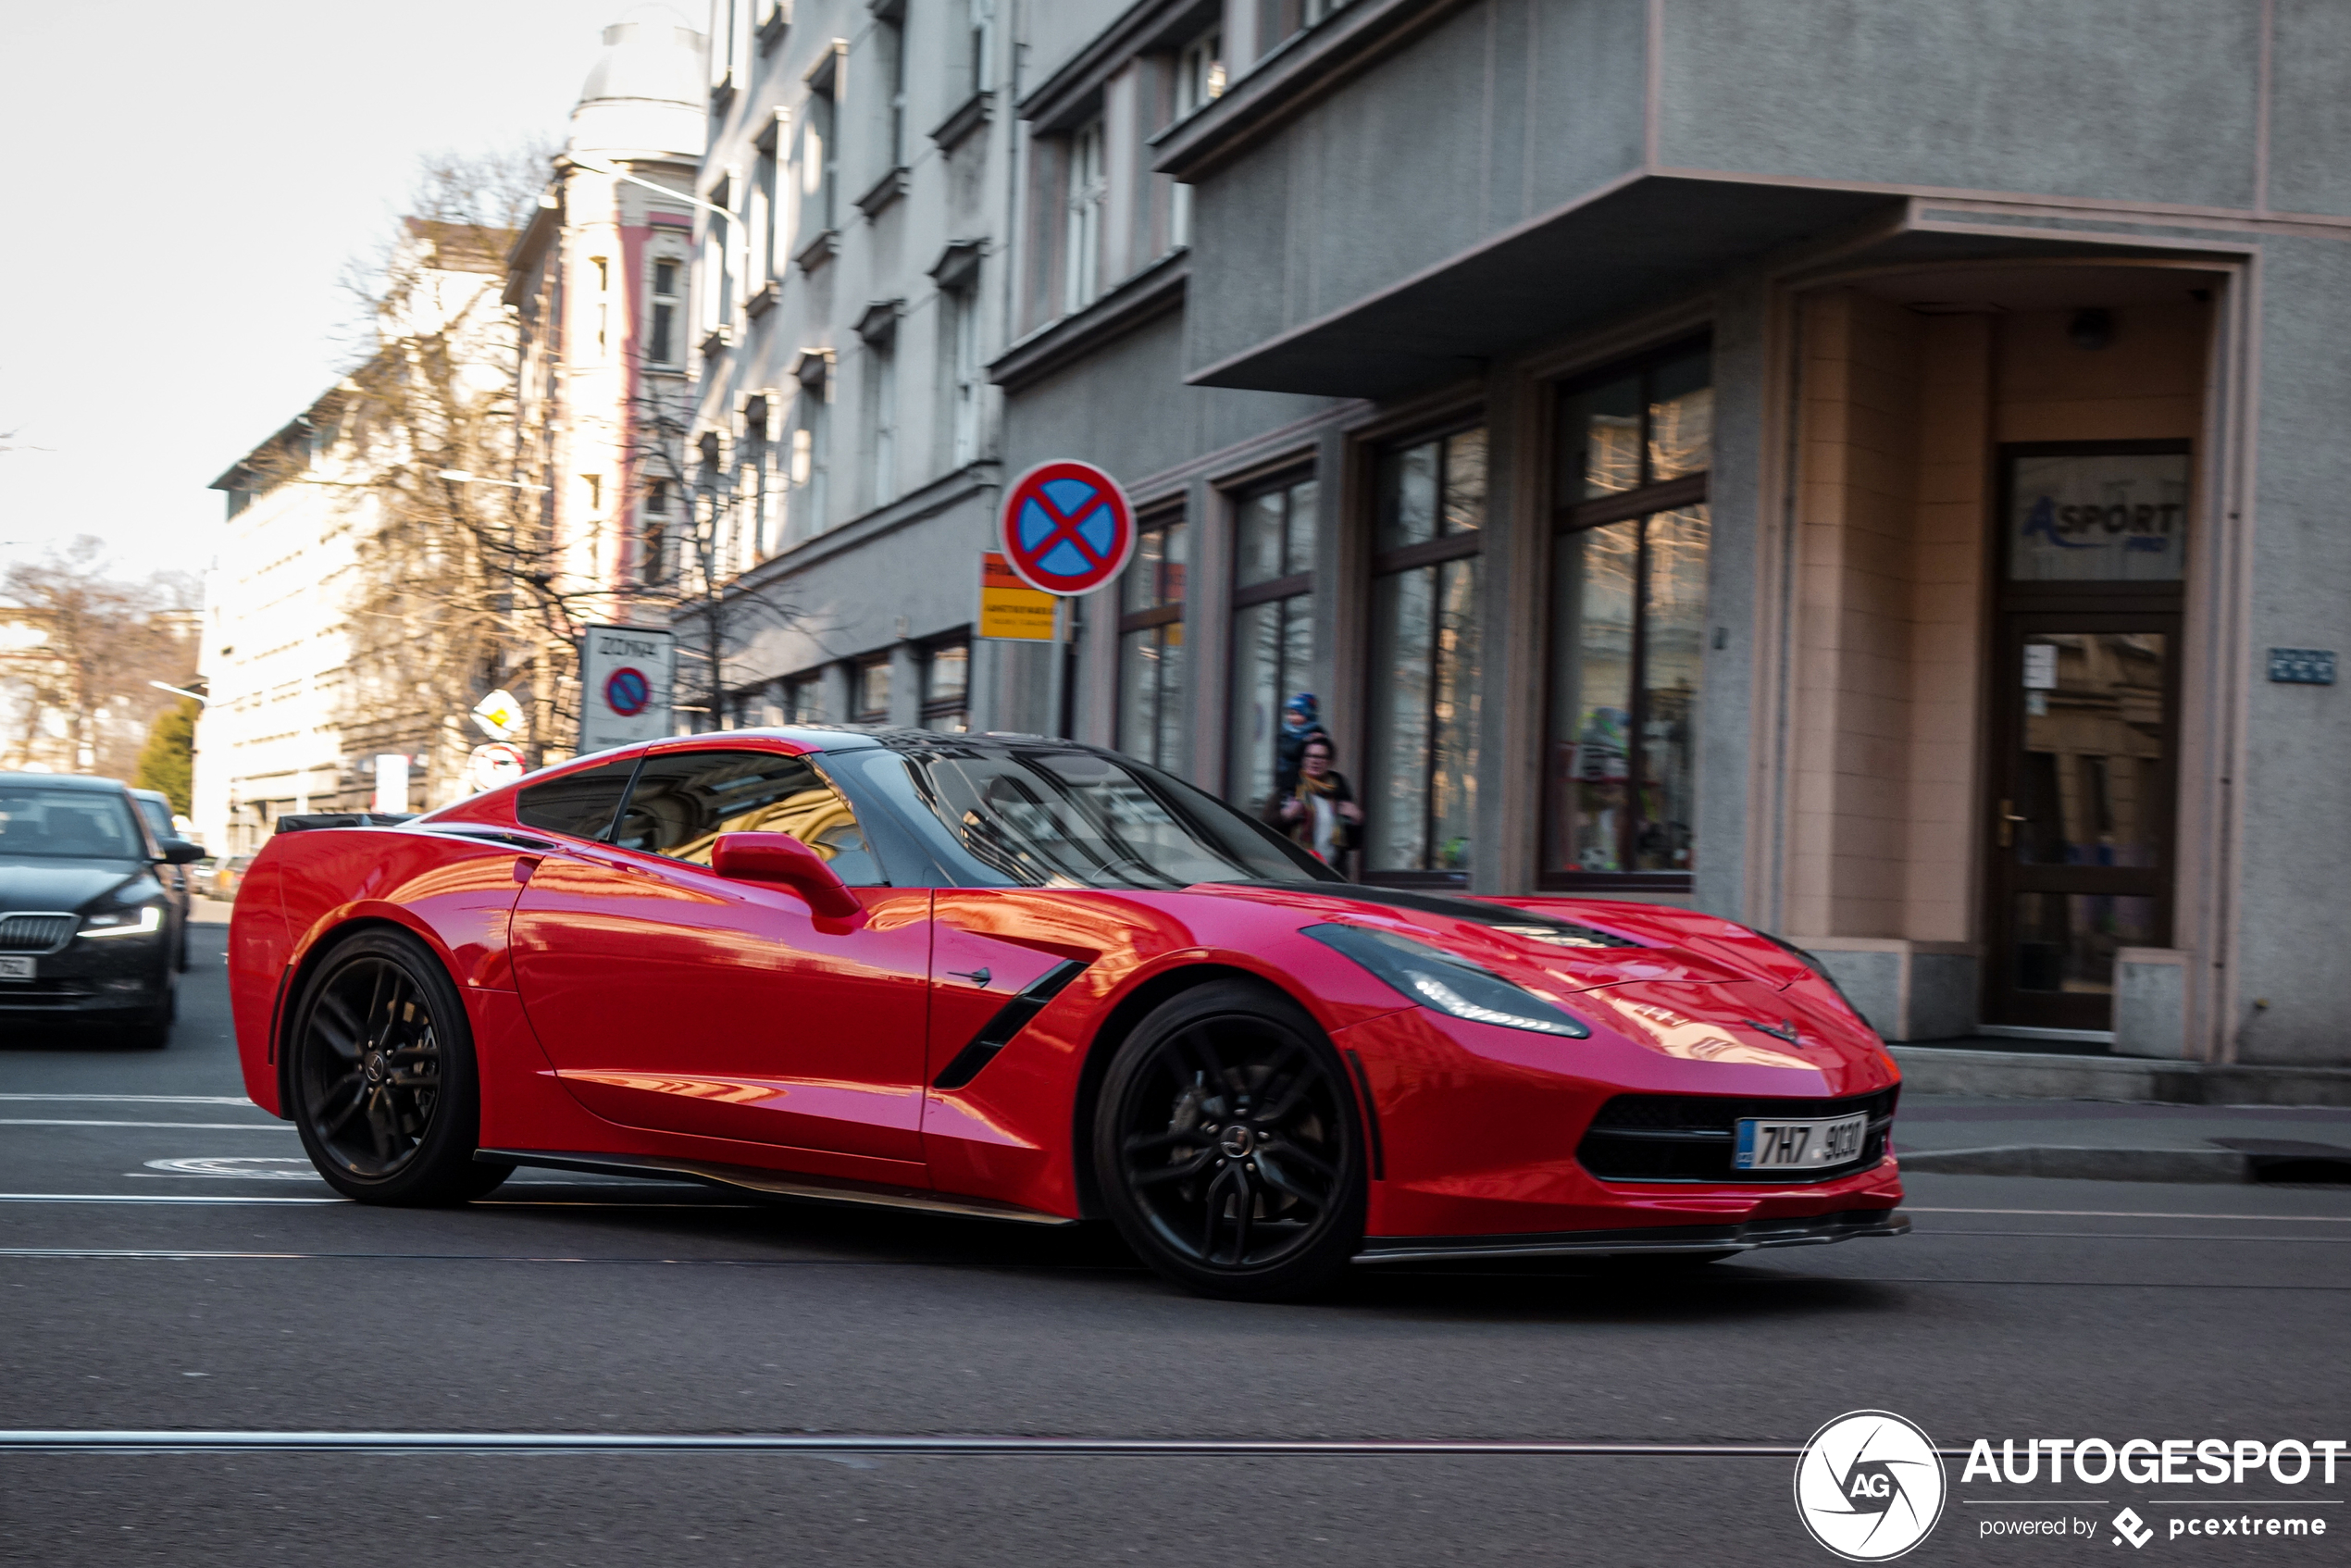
[612,749,885,885]
[516,759,639,841]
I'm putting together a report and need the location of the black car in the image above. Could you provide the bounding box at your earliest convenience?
[130,788,194,972]
[0,773,204,1048]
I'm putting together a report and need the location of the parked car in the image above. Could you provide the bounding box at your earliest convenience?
[231,728,1906,1299]
[0,772,205,1048]
[129,789,193,972]
[205,855,255,901]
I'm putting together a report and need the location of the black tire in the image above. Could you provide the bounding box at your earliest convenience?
[124,970,177,1050]
[1092,979,1365,1302]
[287,927,492,1205]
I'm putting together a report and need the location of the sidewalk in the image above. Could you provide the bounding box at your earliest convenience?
[1887,1042,2351,1107]
[1895,1092,2351,1185]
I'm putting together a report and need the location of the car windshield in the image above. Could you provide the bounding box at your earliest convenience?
[0,787,147,859]
[135,798,172,837]
[829,744,1340,890]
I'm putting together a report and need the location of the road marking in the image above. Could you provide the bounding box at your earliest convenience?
[0,1193,749,1208]
[0,1430,1828,1456]
[1908,1206,2351,1224]
[1919,1228,2351,1243]
[0,1120,294,1130]
[0,1094,257,1105]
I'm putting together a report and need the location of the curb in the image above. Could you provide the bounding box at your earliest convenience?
[1888,1046,2351,1107]
[1897,1144,2254,1184]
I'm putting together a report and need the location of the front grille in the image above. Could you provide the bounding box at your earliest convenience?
[0,914,76,953]
[1578,1087,1899,1184]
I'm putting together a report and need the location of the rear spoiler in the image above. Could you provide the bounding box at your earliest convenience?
[272,812,417,836]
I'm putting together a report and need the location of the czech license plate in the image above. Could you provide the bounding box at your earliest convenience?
[1735,1112,1868,1171]
[0,955,33,981]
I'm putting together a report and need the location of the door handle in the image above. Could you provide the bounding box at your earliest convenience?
[947,967,991,988]
[1996,799,2028,849]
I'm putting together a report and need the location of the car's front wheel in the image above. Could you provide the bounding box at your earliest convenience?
[287,927,510,1204]
[1093,978,1365,1301]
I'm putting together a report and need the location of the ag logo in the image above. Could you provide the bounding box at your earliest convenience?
[1793,1411,1947,1561]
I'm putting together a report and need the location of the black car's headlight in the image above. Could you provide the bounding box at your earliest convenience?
[1303,923,1589,1038]
[80,884,167,940]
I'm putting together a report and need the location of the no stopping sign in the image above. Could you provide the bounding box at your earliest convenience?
[1000,460,1135,595]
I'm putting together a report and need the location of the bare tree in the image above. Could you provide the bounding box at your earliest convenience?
[0,536,197,778]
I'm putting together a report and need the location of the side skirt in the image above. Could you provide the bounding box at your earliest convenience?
[1352,1207,1909,1264]
[477,1148,1077,1227]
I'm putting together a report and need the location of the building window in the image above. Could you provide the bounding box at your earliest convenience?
[966,0,995,95]
[1064,119,1106,315]
[1169,28,1224,248]
[783,670,824,722]
[1117,513,1187,772]
[921,641,969,732]
[946,283,981,467]
[854,655,892,724]
[641,478,672,583]
[802,77,838,238]
[1227,472,1315,816]
[701,179,734,331]
[865,336,898,508]
[877,7,908,169]
[1366,425,1486,882]
[1544,341,1711,885]
[649,259,681,365]
[751,143,777,282]
[789,362,829,543]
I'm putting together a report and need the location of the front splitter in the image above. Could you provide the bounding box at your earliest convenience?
[1352,1206,1909,1264]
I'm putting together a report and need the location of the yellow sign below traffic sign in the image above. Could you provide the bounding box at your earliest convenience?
[978,552,1060,641]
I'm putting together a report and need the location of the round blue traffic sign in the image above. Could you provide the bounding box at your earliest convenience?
[1000,460,1136,595]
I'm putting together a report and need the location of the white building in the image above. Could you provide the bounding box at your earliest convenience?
[505,14,707,651]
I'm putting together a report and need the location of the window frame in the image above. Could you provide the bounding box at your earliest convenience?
[919,637,972,733]
[1225,467,1317,811]
[1363,417,1488,888]
[853,654,893,724]
[648,255,684,367]
[1538,336,1712,893]
[1063,118,1106,315]
[1115,507,1188,772]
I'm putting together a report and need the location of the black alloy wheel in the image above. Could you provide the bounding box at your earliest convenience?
[288,927,510,1204]
[1094,979,1364,1301]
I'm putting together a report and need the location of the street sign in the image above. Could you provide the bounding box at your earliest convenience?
[977,551,1060,641]
[579,624,677,753]
[371,753,409,815]
[470,688,526,741]
[999,460,1135,595]
[465,742,528,794]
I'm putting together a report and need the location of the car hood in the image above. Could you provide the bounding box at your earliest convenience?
[1193,880,1807,994]
[0,857,147,911]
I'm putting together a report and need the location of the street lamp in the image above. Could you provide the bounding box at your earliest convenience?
[148,680,208,706]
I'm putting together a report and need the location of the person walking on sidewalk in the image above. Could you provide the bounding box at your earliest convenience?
[1276,734,1362,870]
[1273,692,1330,803]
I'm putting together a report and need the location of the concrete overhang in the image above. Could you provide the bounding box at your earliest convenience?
[1186,174,1889,398]
[1185,175,2256,400]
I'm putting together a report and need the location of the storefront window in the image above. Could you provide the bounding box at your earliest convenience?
[1227,474,1316,816]
[921,641,970,732]
[1367,427,1484,881]
[1117,514,1188,772]
[1545,342,1710,885]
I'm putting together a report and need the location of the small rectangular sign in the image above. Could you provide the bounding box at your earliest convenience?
[979,552,1060,642]
[2268,648,2336,686]
[579,624,678,753]
[2022,643,2059,691]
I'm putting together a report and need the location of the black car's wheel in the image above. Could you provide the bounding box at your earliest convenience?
[124,973,176,1050]
[287,927,506,1204]
[1093,979,1365,1301]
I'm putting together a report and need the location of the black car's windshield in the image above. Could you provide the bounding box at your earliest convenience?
[0,787,146,859]
[829,744,1339,890]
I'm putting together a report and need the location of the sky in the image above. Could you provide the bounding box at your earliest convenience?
[0,0,665,581]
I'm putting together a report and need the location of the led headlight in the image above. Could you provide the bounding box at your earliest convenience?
[80,904,164,940]
[1302,923,1589,1038]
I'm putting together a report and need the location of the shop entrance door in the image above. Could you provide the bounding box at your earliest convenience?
[1983,616,2179,1031]
[1981,440,2190,1034]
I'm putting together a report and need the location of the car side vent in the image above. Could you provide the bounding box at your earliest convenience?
[273,813,417,835]
[932,959,1091,1090]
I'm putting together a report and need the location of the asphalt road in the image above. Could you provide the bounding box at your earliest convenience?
[3,915,2346,1566]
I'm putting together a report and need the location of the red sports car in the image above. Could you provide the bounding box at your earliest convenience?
[230,728,1906,1300]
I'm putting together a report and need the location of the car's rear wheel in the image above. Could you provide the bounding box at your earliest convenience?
[1093,979,1365,1301]
[287,927,509,1204]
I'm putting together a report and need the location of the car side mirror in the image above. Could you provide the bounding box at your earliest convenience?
[710,831,864,919]
[158,839,205,865]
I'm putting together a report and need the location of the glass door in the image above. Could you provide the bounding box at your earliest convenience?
[1982,616,2179,1030]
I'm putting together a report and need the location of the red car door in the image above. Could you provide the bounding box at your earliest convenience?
[509,742,931,1175]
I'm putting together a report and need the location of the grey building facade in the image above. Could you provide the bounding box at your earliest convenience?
[695,0,2351,1069]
